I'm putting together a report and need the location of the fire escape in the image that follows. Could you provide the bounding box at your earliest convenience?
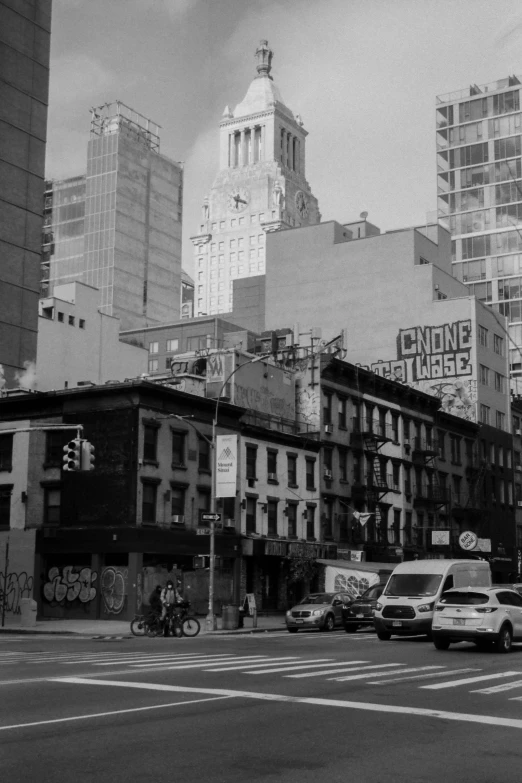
[411,435,450,551]
[452,446,488,543]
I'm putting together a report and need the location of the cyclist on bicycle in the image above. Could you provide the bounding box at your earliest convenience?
[148,585,162,622]
[160,580,183,622]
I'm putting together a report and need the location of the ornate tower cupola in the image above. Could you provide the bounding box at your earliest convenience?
[191,41,320,317]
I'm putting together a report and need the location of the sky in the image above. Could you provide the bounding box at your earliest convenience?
[46,0,522,276]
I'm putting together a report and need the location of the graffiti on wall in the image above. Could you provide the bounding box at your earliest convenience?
[43,566,97,604]
[367,320,477,420]
[0,571,33,614]
[100,566,128,614]
[296,387,320,429]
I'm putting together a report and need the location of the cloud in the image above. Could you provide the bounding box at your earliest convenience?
[49,54,116,111]
[161,0,201,18]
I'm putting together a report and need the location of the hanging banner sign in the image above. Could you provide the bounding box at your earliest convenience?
[215,434,238,498]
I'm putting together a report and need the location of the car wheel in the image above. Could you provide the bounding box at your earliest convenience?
[377,631,391,641]
[323,614,335,632]
[433,636,450,650]
[287,627,299,634]
[344,624,358,633]
[495,625,513,654]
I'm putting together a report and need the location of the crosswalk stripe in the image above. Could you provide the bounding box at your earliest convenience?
[77,653,230,666]
[131,655,291,670]
[288,663,401,680]
[367,667,480,685]
[472,679,522,694]
[332,666,436,682]
[421,671,522,690]
[209,659,335,673]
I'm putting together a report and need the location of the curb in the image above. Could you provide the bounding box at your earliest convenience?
[209,626,285,635]
[0,628,133,639]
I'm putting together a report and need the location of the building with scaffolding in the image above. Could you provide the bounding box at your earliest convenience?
[436,75,522,391]
[41,101,183,330]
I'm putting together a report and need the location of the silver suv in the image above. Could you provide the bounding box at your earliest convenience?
[431,587,522,653]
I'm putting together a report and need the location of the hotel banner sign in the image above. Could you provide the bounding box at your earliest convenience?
[215,434,237,498]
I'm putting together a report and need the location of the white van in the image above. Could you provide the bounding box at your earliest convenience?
[373,559,491,640]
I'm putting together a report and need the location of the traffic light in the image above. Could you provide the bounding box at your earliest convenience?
[81,440,95,471]
[63,439,82,471]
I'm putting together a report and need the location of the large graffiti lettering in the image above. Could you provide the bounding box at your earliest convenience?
[100,566,128,614]
[368,320,477,420]
[296,386,320,429]
[43,566,97,604]
[0,571,33,614]
[235,383,294,420]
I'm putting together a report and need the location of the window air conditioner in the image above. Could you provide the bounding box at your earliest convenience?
[518,501,522,507]
[324,470,333,479]
[268,473,277,481]
[324,424,333,434]
[225,519,235,527]
[516,429,521,436]
[171,515,185,525]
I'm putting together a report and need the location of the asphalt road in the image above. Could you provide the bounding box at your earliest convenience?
[2,628,522,782]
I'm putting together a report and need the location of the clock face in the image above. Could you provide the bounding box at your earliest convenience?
[295,190,308,218]
[227,188,250,212]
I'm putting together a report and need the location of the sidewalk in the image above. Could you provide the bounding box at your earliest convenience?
[0,613,287,638]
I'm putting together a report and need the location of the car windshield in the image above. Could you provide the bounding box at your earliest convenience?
[299,593,334,605]
[439,591,489,605]
[361,585,384,601]
[384,574,442,597]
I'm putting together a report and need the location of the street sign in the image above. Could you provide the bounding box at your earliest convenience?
[201,513,221,522]
[459,530,478,551]
[196,528,211,536]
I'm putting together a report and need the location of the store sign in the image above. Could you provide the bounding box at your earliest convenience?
[215,434,237,498]
[431,530,450,547]
[459,530,478,551]
[475,538,491,553]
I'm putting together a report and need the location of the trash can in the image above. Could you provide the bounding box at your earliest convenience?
[20,598,37,628]
[221,604,240,630]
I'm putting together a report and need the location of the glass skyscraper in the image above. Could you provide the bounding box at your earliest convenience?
[42,102,183,330]
[436,76,522,388]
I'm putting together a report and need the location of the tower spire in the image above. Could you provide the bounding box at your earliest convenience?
[255,39,273,80]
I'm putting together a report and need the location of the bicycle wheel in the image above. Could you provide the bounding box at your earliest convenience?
[182,616,201,637]
[146,619,161,637]
[130,617,146,636]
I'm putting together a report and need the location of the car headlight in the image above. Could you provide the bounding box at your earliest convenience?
[375,602,383,612]
[312,608,325,616]
[286,610,292,617]
[417,602,435,613]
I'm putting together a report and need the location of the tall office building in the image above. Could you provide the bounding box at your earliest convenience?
[0,0,52,387]
[42,102,184,330]
[436,75,522,387]
[191,41,320,317]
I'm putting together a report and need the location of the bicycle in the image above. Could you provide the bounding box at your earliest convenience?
[146,602,201,638]
[175,601,201,637]
[130,614,149,636]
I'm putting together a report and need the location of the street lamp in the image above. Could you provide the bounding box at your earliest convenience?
[206,351,271,631]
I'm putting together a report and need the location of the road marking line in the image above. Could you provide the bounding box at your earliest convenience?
[422,671,522,689]
[367,668,479,685]
[208,659,335,673]
[92,654,248,667]
[67,653,221,665]
[51,677,522,731]
[244,660,368,675]
[333,665,444,682]
[129,655,282,670]
[157,656,301,671]
[0,695,235,732]
[289,663,402,680]
[472,679,522,694]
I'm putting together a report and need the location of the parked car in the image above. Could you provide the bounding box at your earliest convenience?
[491,583,522,597]
[285,592,352,633]
[431,587,522,653]
[342,583,387,633]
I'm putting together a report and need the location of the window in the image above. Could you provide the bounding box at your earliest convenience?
[494,334,504,356]
[306,506,316,540]
[403,418,410,443]
[323,449,333,475]
[450,435,461,464]
[246,446,257,481]
[45,431,65,467]
[287,454,297,486]
[148,360,158,373]
[438,431,446,460]
[404,465,412,495]
[478,326,488,346]
[171,486,185,518]
[143,424,158,463]
[171,430,186,466]
[479,364,489,385]
[0,434,13,471]
[267,500,278,536]
[246,497,257,534]
[198,489,210,518]
[166,339,179,352]
[391,414,399,443]
[323,394,332,426]
[198,437,211,471]
[480,404,490,425]
[149,342,159,354]
[339,449,348,482]
[79,319,85,329]
[496,411,506,430]
[392,462,400,492]
[306,458,315,490]
[287,503,297,537]
[44,487,61,525]
[57,311,64,323]
[142,482,157,525]
[323,499,333,539]
[494,373,505,393]
[338,398,347,429]
[267,450,278,481]
[68,315,75,326]
[0,486,13,528]
[453,475,462,504]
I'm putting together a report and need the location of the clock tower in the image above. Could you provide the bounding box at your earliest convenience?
[191,40,320,316]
